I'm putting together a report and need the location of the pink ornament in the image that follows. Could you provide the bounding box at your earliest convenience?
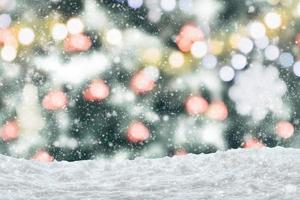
[185,95,208,115]
[83,79,110,101]
[176,24,204,52]
[127,121,150,143]
[64,33,92,52]
[206,101,228,121]
[243,138,265,148]
[42,90,68,111]
[275,121,294,139]
[31,150,54,162]
[130,70,155,94]
[0,120,19,141]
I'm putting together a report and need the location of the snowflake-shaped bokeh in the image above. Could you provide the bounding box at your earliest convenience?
[229,63,288,121]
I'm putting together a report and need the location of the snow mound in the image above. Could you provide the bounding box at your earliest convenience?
[1,147,300,200]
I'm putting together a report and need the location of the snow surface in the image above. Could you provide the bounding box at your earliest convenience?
[1,147,300,200]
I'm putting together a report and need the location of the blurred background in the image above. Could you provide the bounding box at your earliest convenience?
[0,0,299,162]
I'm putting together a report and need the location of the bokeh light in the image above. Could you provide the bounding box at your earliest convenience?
[185,95,208,115]
[127,121,150,143]
[0,120,18,141]
[83,79,110,101]
[42,90,68,111]
[275,121,294,139]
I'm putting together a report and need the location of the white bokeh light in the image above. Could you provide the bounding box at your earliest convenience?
[1,45,17,62]
[219,66,235,82]
[0,13,11,28]
[51,23,68,41]
[160,0,176,11]
[264,45,280,61]
[202,54,217,69]
[128,0,143,9]
[255,36,269,49]
[293,61,300,77]
[66,17,84,34]
[231,54,247,70]
[279,52,294,68]
[264,12,281,29]
[238,37,253,54]
[248,21,266,39]
[191,41,207,58]
[106,28,122,46]
[18,28,35,45]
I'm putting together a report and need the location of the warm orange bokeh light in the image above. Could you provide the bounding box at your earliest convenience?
[64,33,92,52]
[130,70,155,94]
[176,24,204,52]
[127,121,150,143]
[185,95,208,115]
[206,101,228,121]
[42,90,68,110]
[275,121,294,139]
[31,150,54,162]
[83,79,110,101]
[0,120,19,141]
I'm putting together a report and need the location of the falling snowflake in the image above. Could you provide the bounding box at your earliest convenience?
[229,63,287,121]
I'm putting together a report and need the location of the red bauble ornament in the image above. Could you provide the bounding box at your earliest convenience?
[176,24,204,52]
[0,120,19,141]
[42,90,68,111]
[31,150,54,162]
[185,95,208,115]
[130,70,155,94]
[275,121,294,139]
[206,101,228,121]
[64,33,92,52]
[83,79,110,101]
[127,121,150,143]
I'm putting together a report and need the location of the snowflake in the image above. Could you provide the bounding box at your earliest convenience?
[229,63,287,121]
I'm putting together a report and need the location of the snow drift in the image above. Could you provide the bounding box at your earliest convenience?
[1,147,300,200]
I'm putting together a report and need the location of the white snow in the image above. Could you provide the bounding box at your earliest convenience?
[1,147,300,199]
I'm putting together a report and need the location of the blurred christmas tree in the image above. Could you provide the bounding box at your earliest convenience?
[0,0,299,161]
